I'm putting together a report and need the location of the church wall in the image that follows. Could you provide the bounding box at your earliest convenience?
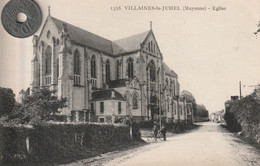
[165,75,178,97]
[85,49,104,88]
[179,102,185,120]
[71,45,85,86]
[139,47,164,121]
[37,16,62,87]
[102,55,116,82]
[72,86,85,110]
[120,52,139,79]
[173,100,178,120]
[166,96,173,119]
[143,33,161,58]
[70,45,88,111]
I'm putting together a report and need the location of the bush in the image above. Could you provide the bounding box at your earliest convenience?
[132,122,142,140]
[224,111,241,132]
[224,91,260,144]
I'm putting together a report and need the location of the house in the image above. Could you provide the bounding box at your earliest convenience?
[31,9,193,124]
[210,110,225,123]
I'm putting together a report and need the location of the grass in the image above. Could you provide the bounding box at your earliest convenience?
[220,124,260,150]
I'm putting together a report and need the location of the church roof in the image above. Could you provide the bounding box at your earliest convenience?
[163,62,178,77]
[91,89,125,101]
[107,79,127,88]
[112,30,151,55]
[51,17,150,56]
[52,17,114,55]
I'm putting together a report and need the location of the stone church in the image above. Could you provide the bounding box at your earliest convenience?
[31,11,193,124]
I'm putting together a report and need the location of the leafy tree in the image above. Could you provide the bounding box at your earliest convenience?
[0,87,15,117]
[254,21,260,35]
[9,88,67,124]
[195,104,209,118]
[180,90,197,116]
[224,91,260,132]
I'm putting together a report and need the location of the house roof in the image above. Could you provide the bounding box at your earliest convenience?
[51,17,150,56]
[91,89,125,101]
[107,79,127,88]
[163,62,178,77]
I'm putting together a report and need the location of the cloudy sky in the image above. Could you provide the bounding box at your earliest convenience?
[0,0,260,113]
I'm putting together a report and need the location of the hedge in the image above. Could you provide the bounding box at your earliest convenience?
[0,123,141,165]
[224,92,260,144]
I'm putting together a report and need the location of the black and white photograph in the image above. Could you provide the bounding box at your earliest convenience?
[0,0,260,165]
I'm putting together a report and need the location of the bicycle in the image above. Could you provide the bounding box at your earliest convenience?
[146,132,164,142]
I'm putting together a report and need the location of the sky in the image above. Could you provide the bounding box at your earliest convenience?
[0,0,260,114]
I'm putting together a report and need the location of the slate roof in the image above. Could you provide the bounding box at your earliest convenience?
[50,16,179,79]
[52,17,114,55]
[112,31,150,55]
[51,17,150,56]
[163,62,178,77]
[107,79,127,88]
[91,89,125,101]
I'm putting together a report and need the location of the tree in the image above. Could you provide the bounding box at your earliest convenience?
[254,21,260,35]
[180,90,197,116]
[10,88,67,124]
[195,104,209,118]
[0,87,15,117]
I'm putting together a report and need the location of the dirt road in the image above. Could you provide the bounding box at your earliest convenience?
[62,122,260,166]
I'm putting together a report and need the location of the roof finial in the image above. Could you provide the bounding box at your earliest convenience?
[48,6,51,15]
[150,21,152,30]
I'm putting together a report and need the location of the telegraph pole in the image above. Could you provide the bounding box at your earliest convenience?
[239,81,242,99]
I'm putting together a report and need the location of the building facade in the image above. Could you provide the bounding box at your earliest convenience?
[31,13,193,123]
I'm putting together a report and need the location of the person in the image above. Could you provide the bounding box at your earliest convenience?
[152,124,158,141]
[160,124,167,141]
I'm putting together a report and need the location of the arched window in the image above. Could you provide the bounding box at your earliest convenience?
[170,79,173,88]
[47,30,51,39]
[132,92,138,109]
[91,55,96,78]
[167,98,170,112]
[187,105,191,114]
[180,104,183,115]
[45,45,52,74]
[173,102,177,115]
[172,80,175,95]
[148,60,156,82]
[151,41,153,53]
[57,58,59,78]
[74,49,80,75]
[116,60,121,79]
[105,59,110,82]
[127,58,134,78]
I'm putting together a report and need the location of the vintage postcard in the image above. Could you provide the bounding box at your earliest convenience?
[0,0,260,165]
